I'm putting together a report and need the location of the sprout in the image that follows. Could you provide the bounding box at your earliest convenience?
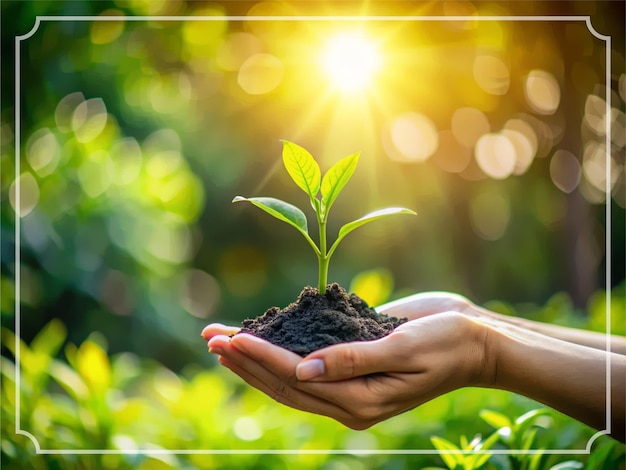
[233,140,416,294]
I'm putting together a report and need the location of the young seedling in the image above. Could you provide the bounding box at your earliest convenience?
[233,140,416,295]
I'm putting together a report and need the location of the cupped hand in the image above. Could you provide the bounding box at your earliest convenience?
[375,291,477,320]
[203,312,492,430]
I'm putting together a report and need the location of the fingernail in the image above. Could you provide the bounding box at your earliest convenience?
[296,359,325,380]
[208,346,223,355]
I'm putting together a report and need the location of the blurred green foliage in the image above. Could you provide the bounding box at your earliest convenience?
[1,0,626,467]
[2,290,625,468]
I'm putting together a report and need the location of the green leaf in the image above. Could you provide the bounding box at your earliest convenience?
[528,452,545,470]
[480,409,512,430]
[521,428,538,451]
[328,207,416,257]
[233,196,308,234]
[515,408,552,427]
[430,436,462,469]
[514,408,552,450]
[281,140,321,200]
[549,460,584,470]
[321,152,359,215]
[586,440,616,468]
[31,319,67,358]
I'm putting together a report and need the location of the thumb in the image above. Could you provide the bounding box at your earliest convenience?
[295,332,407,381]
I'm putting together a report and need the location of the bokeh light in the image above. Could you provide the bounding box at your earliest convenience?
[72,98,108,143]
[431,130,472,173]
[473,55,510,95]
[384,112,439,163]
[451,107,491,148]
[501,129,534,175]
[524,70,561,115]
[474,133,516,179]
[78,150,114,199]
[90,9,125,45]
[233,416,263,441]
[216,32,262,71]
[550,149,581,194]
[179,269,221,319]
[110,137,143,185]
[26,128,60,177]
[9,172,40,217]
[55,92,85,132]
[237,53,284,95]
[470,188,511,241]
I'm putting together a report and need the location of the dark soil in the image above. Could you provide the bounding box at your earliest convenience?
[238,283,407,356]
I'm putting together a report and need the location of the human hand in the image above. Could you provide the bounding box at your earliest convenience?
[375,291,477,320]
[202,311,492,430]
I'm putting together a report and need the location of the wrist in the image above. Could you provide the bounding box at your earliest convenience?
[465,317,499,388]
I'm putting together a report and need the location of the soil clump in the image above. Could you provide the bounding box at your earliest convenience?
[239,283,407,357]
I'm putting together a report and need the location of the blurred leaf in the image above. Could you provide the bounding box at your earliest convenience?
[468,432,499,468]
[514,408,552,450]
[75,340,111,393]
[515,408,552,427]
[480,409,512,430]
[587,289,626,336]
[49,360,88,401]
[349,268,393,307]
[528,451,545,470]
[30,318,66,358]
[431,436,461,468]
[521,428,538,451]
[549,460,584,470]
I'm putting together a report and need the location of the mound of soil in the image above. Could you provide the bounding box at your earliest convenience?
[238,283,407,357]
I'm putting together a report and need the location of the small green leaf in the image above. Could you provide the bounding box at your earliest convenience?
[31,319,67,358]
[233,196,308,234]
[321,152,359,215]
[549,460,584,470]
[480,409,512,430]
[430,436,462,469]
[281,140,321,200]
[515,408,552,427]
[329,207,416,257]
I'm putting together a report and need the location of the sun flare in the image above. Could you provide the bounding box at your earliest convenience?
[321,33,382,92]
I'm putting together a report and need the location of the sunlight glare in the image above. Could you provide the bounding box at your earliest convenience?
[322,33,381,92]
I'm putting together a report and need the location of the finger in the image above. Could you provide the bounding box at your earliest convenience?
[296,330,418,382]
[217,342,353,422]
[207,334,231,354]
[229,333,303,375]
[201,323,240,340]
[375,292,469,320]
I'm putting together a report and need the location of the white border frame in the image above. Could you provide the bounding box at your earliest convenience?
[13,14,613,456]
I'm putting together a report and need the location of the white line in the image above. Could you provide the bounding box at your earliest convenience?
[31,15,590,22]
[14,32,21,438]
[13,13,612,455]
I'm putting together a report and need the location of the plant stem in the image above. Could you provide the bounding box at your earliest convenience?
[318,215,328,294]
